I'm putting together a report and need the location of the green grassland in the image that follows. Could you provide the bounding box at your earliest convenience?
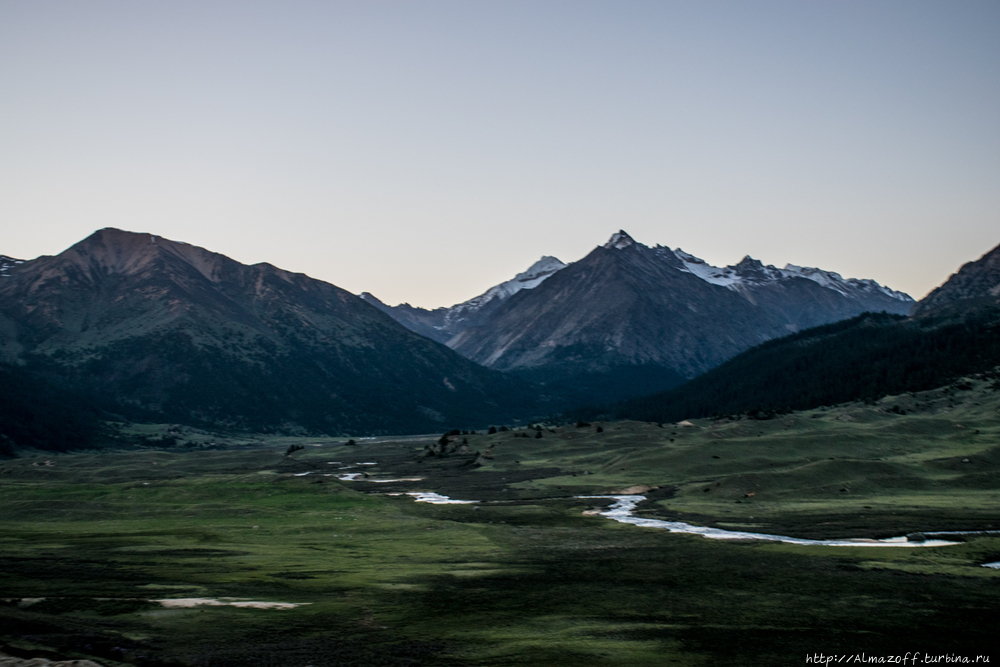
[1,379,998,665]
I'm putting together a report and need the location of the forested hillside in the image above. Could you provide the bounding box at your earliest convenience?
[592,308,1000,423]
[0,363,103,456]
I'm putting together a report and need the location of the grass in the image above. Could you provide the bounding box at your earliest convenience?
[0,379,998,665]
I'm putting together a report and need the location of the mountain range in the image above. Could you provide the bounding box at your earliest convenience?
[0,228,533,438]
[598,241,1000,423]
[5,226,990,454]
[368,230,913,399]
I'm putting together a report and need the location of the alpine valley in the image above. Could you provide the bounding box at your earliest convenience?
[0,228,921,450]
[2,229,1000,667]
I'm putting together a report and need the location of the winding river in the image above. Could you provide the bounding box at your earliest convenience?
[578,495,962,547]
[330,466,1000,551]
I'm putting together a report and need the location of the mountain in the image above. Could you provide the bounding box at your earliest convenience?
[0,228,534,440]
[912,243,1000,317]
[596,241,1000,423]
[445,231,913,396]
[360,255,567,344]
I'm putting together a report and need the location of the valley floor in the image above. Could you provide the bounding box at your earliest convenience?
[1,379,998,666]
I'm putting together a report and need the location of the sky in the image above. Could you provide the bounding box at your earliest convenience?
[1,1,997,307]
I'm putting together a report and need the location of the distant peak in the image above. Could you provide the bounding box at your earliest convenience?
[359,292,390,308]
[94,227,141,238]
[521,255,567,276]
[735,255,763,269]
[604,230,636,250]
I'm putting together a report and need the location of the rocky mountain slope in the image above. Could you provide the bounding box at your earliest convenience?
[447,231,913,385]
[0,229,532,437]
[360,255,566,344]
[912,242,1000,317]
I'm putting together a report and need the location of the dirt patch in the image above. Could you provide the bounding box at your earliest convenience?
[619,485,657,494]
[154,597,308,609]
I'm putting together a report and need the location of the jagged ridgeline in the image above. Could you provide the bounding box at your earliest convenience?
[598,242,1000,423]
[366,230,915,404]
[0,229,538,445]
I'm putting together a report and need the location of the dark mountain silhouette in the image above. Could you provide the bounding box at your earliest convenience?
[0,228,534,442]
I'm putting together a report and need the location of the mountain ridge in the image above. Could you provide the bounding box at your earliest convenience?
[913,243,1000,317]
[594,240,1000,423]
[446,230,914,385]
[360,254,567,344]
[0,228,536,437]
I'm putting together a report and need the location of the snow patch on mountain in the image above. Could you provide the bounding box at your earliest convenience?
[604,230,636,250]
[471,255,567,304]
[600,230,910,302]
[359,255,568,344]
[777,264,911,301]
[667,249,912,302]
[0,255,25,278]
[444,255,567,325]
[670,249,744,287]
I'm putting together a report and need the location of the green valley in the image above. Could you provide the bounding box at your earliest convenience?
[1,377,998,666]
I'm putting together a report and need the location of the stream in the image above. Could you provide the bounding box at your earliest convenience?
[579,495,963,547]
[330,466,1000,554]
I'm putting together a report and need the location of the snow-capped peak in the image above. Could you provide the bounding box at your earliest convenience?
[468,256,566,303]
[604,230,636,250]
[443,255,567,325]
[515,256,567,285]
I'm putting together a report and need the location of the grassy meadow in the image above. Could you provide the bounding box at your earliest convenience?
[1,379,998,665]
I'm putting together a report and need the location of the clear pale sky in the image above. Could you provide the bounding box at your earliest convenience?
[1,1,997,307]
